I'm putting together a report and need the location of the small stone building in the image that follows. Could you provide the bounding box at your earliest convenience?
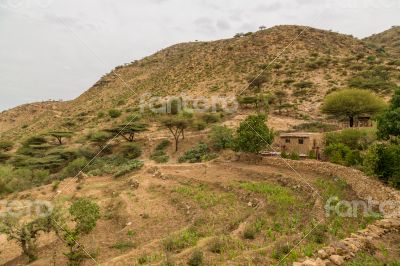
[278,132,323,158]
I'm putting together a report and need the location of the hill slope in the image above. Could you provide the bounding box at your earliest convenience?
[364,26,400,58]
[1,25,398,140]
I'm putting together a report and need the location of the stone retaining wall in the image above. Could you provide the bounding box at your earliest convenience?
[238,156,400,266]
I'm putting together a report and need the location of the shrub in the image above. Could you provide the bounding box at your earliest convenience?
[325,129,376,150]
[288,152,300,160]
[293,81,313,89]
[108,109,122,118]
[0,141,14,152]
[272,241,293,260]
[156,140,171,151]
[201,113,219,124]
[192,120,207,131]
[69,198,101,234]
[209,125,234,151]
[121,143,142,159]
[179,143,217,163]
[363,142,400,188]
[208,238,225,254]
[111,241,136,250]
[61,157,88,178]
[163,228,200,252]
[324,143,362,166]
[187,250,203,266]
[243,226,256,240]
[150,150,169,164]
[113,160,144,178]
[0,152,11,163]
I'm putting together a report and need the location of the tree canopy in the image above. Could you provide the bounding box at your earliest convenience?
[321,89,386,127]
[106,123,148,142]
[48,131,73,145]
[377,87,400,139]
[235,114,274,153]
[162,117,190,151]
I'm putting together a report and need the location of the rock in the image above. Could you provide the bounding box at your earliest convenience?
[318,249,328,259]
[125,222,132,226]
[302,259,317,266]
[329,255,344,265]
[248,202,253,207]
[315,258,328,266]
[128,178,140,189]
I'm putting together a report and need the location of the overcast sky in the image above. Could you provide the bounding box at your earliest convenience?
[0,0,399,111]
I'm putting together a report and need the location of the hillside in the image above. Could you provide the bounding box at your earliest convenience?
[364,26,400,58]
[2,25,399,140]
[1,25,400,265]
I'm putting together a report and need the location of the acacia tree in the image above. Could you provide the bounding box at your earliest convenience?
[321,89,386,127]
[162,117,190,152]
[0,215,52,262]
[106,123,148,142]
[48,131,73,145]
[274,90,288,115]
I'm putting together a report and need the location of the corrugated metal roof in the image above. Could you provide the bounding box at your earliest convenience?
[279,132,320,138]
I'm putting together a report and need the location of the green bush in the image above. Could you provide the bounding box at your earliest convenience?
[0,165,51,195]
[209,125,234,151]
[150,150,169,164]
[187,250,203,266]
[179,143,217,163]
[272,241,293,260]
[113,160,144,178]
[108,109,122,118]
[288,152,300,160]
[324,143,362,166]
[163,228,200,252]
[192,120,207,131]
[201,113,219,124]
[243,226,256,240]
[363,142,400,188]
[0,141,14,151]
[325,129,376,150]
[156,139,171,151]
[121,143,142,159]
[61,157,88,178]
[0,152,11,163]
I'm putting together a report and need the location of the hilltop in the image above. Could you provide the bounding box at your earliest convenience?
[364,26,400,58]
[2,25,399,140]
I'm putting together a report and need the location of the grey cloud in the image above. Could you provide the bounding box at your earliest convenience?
[216,20,230,30]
